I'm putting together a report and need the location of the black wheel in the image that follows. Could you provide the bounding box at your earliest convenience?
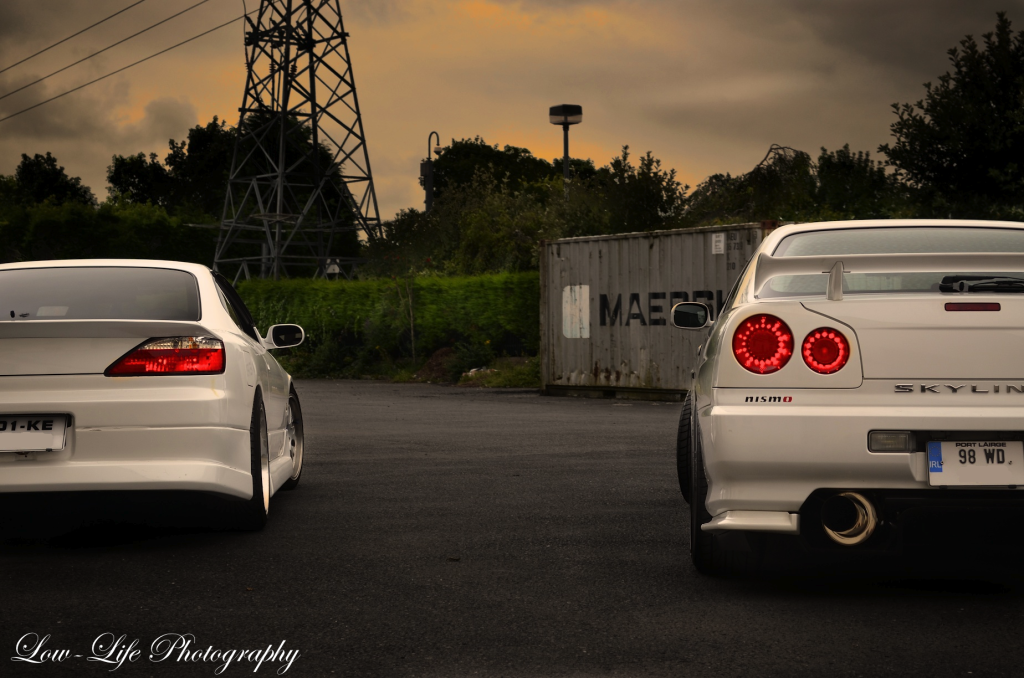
[689,416,718,574]
[676,392,692,503]
[689,417,761,576]
[279,387,304,491]
[237,389,270,530]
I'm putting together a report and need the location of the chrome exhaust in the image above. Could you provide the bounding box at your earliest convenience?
[821,492,877,546]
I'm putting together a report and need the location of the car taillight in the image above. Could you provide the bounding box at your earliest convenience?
[105,337,225,376]
[732,315,793,374]
[801,328,850,374]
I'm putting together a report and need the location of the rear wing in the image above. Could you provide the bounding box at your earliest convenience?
[0,320,217,339]
[754,252,1024,301]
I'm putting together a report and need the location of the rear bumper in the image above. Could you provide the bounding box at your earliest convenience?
[0,375,252,499]
[0,427,252,498]
[701,391,1024,526]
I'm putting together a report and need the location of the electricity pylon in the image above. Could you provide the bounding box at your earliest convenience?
[215,0,381,281]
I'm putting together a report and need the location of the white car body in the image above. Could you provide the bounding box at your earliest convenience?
[681,219,1024,569]
[0,260,302,517]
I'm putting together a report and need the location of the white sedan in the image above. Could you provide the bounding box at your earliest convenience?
[0,259,305,529]
[673,219,1024,573]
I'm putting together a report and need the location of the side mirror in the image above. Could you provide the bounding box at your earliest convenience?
[263,324,305,349]
[671,302,712,329]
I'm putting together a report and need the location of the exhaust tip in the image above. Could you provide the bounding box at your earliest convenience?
[821,491,877,546]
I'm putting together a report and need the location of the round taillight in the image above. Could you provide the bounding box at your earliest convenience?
[802,328,850,374]
[732,315,793,374]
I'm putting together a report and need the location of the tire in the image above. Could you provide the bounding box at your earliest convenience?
[676,393,692,503]
[689,416,761,576]
[689,417,718,574]
[279,387,304,491]
[237,390,270,530]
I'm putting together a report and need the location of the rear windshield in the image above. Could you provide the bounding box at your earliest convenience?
[765,227,1024,297]
[0,267,200,321]
[773,227,1024,256]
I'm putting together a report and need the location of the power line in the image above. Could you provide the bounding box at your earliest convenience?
[0,0,150,76]
[0,12,250,125]
[0,0,216,103]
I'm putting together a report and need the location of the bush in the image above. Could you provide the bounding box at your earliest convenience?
[458,356,541,388]
[0,200,217,265]
[443,340,495,382]
[236,272,540,379]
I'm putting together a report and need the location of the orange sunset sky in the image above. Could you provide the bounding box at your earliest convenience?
[0,0,1013,220]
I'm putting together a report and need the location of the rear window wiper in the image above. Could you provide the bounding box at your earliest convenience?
[940,275,1024,293]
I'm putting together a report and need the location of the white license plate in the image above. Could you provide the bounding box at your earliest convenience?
[928,441,1024,486]
[0,414,68,452]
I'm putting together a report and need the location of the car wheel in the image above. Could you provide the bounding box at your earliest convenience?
[676,392,692,503]
[689,416,762,576]
[238,390,270,530]
[689,416,719,574]
[279,388,304,491]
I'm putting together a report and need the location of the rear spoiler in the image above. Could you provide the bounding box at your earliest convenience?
[754,252,1024,301]
[0,320,218,339]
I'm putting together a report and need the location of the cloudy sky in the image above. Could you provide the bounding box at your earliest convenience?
[0,0,1017,219]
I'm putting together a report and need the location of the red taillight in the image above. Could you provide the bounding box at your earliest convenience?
[105,337,225,376]
[801,328,850,374]
[732,315,793,374]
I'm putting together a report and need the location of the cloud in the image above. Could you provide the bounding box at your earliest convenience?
[0,0,1018,217]
[775,0,1016,75]
[338,0,417,25]
[117,96,199,149]
[0,0,237,194]
[0,81,197,198]
[0,0,67,48]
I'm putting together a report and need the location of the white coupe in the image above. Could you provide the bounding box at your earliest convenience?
[673,219,1024,573]
[0,260,305,529]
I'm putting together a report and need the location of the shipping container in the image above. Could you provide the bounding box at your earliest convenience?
[540,223,771,399]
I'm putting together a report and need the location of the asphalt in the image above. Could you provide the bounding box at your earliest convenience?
[2,380,1023,677]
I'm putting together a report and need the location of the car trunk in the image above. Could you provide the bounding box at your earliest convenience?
[0,320,217,376]
[804,297,1024,380]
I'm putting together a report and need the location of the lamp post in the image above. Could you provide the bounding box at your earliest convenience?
[421,131,441,212]
[549,104,582,197]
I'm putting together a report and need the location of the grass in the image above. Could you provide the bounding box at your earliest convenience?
[457,357,541,388]
[278,344,541,388]
[390,366,421,383]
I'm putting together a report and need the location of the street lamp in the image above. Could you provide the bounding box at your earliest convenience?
[549,104,582,195]
[420,131,441,212]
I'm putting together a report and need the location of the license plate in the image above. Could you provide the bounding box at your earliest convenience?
[928,441,1024,486]
[0,415,68,452]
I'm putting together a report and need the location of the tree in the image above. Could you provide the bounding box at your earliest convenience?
[107,114,362,268]
[549,156,599,182]
[429,137,557,200]
[815,145,908,219]
[445,174,555,274]
[372,172,557,276]
[217,111,361,266]
[682,144,912,226]
[0,175,17,206]
[12,152,95,206]
[0,199,216,265]
[107,117,235,220]
[683,145,815,225]
[593,146,688,233]
[368,144,691,275]
[879,12,1024,216]
[106,152,171,208]
[164,117,237,218]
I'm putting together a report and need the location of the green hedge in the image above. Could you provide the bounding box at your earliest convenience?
[237,272,540,365]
